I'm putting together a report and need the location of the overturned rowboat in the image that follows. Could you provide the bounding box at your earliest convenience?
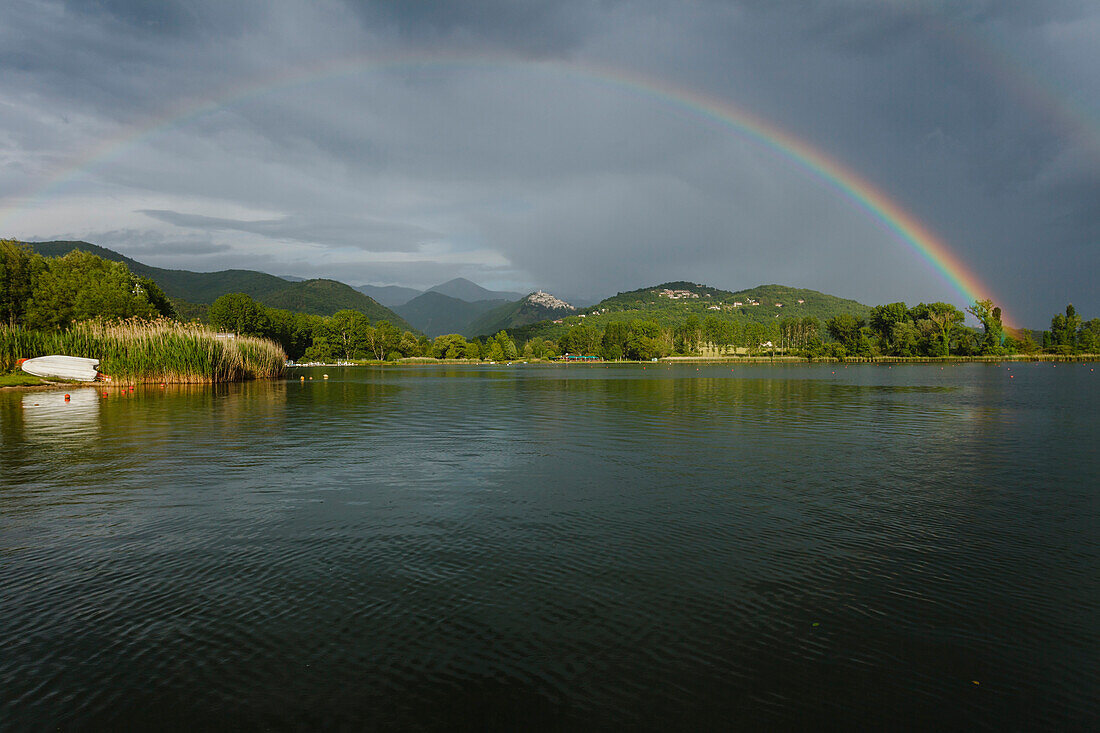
[19,355,101,382]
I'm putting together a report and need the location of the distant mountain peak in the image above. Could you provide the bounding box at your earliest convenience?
[525,291,575,310]
[427,277,523,303]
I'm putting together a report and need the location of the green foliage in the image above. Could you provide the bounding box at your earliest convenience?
[26,240,416,331]
[1,320,285,383]
[910,302,964,355]
[210,293,269,335]
[966,298,1006,354]
[466,294,575,337]
[0,240,38,327]
[432,333,472,359]
[20,249,175,330]
[1042,306,1099,355]
[259,279,416,330]
[1079,319,1100,354]
[1049,304,1081,351]
[508,282,872,345]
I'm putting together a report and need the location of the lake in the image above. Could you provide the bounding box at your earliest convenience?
[1,363,1097,730]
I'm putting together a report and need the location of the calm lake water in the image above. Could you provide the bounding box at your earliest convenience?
[1,363,1097,730]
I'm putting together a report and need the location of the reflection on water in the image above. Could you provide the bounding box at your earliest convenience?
[20,388,100,442]
[0,363,1097,729]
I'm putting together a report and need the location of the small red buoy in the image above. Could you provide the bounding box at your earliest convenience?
[102,392,108,398]
[64,394,70,401]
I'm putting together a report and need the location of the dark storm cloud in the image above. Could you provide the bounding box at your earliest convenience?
[343,0,606,55]
[1,0,1097,324]
[74,229,231,256]
[138,210,437,251]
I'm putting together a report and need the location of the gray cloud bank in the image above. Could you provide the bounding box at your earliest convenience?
[1,0,1097,323]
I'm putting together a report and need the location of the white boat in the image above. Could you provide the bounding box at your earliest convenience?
[20,355,101,382]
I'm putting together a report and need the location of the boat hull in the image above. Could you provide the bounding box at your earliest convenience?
[20,355,101,382]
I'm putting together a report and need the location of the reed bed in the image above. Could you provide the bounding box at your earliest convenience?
[1,319,286,384]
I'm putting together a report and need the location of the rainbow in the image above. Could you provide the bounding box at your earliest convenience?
[0,55,1009,322]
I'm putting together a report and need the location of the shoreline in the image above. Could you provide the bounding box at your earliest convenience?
[7,353,1094,389]
[288,354,1098,367]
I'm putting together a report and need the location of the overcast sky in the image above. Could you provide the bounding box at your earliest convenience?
[1,0,1097,324]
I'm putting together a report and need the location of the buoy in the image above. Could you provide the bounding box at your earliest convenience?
[323,374,329,379]
[64,394,70,401]
[102,392,108,398]
[300,376,305,381]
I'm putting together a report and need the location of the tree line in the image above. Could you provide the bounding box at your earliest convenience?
[207,292,529,361]
[1,241,174,328]
[821,299,1098,357]
[4,241,1098,361]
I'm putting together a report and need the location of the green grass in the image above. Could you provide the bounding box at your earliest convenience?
[0,371,49,387]
[1,319,287,384]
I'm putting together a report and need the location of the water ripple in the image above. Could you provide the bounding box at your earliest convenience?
[1,364,1097,729]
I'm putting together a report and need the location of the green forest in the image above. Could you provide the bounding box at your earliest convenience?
[2,241,1097,368]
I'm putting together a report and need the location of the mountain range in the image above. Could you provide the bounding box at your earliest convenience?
[506,281,873,342]
[356,277,523,307]
[27,241,417,333]
[393,291,510,338]
[24,242,876,342]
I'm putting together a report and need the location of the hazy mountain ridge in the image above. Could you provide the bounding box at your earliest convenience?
[427,278,523,303]
[26,241,415,331]
[355,283,424,307]
[394,291,509,337]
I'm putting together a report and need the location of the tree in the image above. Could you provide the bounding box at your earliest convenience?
[432,334,470,359]
[1049,304,1081,353]
[910,302,963,356]
[373,321,401,360]
[209,293,268,336]
[869,302,910,353]
[398,331,422,358]
[624,320,668,360]
[966,299,1005,354]
[24,250,169,329]
[1078,319,1100,354]
[0,240,38,326]
[889,321,920,356]
[493,331,518,359]
[826,314,865,351]
[601,321,630,359]
[328,309,371,360]
[674,314,702,354]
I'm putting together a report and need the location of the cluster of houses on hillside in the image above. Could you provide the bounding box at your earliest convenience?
[697,296,810,312]
[655,288,707,299]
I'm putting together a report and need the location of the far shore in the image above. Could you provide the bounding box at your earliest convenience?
[289,353,1098,367]
[6,353,1094,390]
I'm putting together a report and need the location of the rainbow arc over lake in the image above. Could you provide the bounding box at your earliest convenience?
[1,55,1010,323]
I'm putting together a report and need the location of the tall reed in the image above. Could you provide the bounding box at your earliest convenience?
[0,319,286,383]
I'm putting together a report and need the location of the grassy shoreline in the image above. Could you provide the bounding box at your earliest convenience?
[1,320,286,385]
[288,353,1098,367]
